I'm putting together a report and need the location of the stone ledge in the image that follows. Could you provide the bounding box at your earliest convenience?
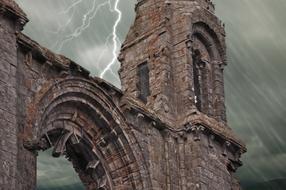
[17,32,123,105]
[185,113,247,153]
[0,0,28,26]
[17,32,90,78]
[121,96,246,154]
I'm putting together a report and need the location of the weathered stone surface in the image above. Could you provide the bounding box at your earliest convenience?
[0,0,246,190]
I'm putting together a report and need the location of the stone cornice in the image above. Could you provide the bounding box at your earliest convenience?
[0,0,28,30]
[121,96,246,154]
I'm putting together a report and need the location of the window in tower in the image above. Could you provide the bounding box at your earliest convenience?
[137,62,150,103]
[193,50,202,111]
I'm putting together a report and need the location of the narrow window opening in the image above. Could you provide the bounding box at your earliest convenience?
[138,62,150,103]
[193,50,202,111]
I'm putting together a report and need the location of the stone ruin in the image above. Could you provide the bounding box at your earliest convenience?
[0,0,246,189]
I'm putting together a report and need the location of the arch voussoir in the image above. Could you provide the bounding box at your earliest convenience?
[25,77,146,190]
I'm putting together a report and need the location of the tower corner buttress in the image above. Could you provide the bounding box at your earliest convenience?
[0,0,28,189]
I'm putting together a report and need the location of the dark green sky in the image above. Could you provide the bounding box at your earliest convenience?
[15,0,286,189]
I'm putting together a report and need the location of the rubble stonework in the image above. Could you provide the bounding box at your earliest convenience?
[0,0,246,189]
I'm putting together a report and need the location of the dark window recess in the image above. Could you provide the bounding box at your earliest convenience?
[138,62,150,103]
[193,51,202,111]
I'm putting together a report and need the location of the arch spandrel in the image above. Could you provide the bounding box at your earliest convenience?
[23,77,150,190]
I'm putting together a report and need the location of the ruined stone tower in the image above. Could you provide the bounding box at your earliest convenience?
[0,0,246,189]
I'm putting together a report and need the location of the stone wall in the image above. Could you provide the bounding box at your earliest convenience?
[0,12,19,190]
[123,104,244,190]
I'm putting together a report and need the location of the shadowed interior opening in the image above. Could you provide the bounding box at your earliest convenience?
[36,128,111,190]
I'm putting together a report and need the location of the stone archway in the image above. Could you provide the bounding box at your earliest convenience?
[24,77,146,190]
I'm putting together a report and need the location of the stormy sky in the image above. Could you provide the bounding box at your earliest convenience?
[15,0,286,189]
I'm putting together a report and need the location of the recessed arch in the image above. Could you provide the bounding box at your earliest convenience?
[192,21,224,62]
[24,77,150,190]
[190,21,226,118]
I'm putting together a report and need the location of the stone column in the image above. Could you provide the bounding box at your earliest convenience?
[0,11,18,190]
[0,2,28,189]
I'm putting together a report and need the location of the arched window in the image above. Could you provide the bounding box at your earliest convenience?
[191,22,225,119]
[192,50,203,111]
[192,49,210,113]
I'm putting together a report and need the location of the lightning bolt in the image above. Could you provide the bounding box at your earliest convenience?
[60,0,83,15]
[100,0,122,78]
[94,34,112,67]
[48,0,82,35]
[94,34,121,71]
[49,0,123,80]
[56,0,111,52]
[48,8,76,49]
